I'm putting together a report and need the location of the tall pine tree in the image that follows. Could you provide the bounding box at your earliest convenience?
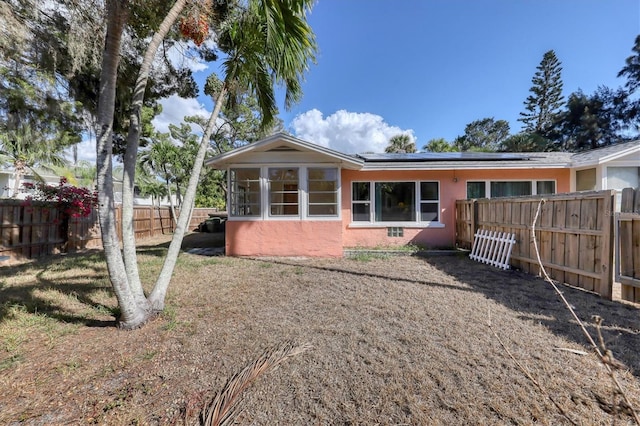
[519,50,564,137]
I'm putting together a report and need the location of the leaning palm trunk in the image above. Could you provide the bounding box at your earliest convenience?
[120,0,188,308]
[148,86,227,310]
[11,159,26,198]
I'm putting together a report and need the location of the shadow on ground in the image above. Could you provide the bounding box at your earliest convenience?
[421,254,640,377]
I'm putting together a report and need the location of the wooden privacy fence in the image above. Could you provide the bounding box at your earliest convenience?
[0,200,219,264]
[456,190,615,300]
[615,187,640,304]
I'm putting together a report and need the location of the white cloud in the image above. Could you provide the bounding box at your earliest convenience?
[290,109,416,154]
[153,95,211,134]
[164,42,211,73]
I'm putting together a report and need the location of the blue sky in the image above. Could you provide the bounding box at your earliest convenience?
[147,0,640,156]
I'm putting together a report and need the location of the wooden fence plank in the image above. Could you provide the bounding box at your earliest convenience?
[0,201,221,264]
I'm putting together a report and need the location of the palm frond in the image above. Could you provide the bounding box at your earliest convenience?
[201,341,311,426]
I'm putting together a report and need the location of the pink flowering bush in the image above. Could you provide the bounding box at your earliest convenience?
[22,178,98,219]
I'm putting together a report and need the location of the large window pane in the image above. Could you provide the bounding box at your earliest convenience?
[491,181,531,198]
[230,168,261,216]
[467,181,486,198]
[308,168,338,216]
[375,182,415,222]
[269,168,298,216]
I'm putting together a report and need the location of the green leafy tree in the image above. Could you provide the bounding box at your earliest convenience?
[555,87,630,151]
[454,118,509,152]
[499,132,550,152]
[422,138,457,152]
[617,34,640,134]
[385,134,416,153]
[139,133,182,223]
[519,50,564,138]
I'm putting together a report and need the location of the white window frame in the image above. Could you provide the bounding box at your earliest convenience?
[465,179,557,199]
[349,180,443,228]
[228,164,341,221]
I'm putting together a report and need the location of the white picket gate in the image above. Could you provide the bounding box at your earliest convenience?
[469,229,516,270]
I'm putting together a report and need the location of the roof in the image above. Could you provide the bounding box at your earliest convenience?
[206,134,639,171]
[358,151,574,170]
[569,140,640,167]
[205,132,364,170]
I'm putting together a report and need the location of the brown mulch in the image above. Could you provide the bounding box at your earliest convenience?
[1,232,640,425]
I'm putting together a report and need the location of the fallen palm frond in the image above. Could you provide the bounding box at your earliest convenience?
[200,340,311,426]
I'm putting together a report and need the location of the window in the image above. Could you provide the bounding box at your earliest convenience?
[308,168,338,216]
[230,168,261,216]
[576,168,596,191]
[269,168,299,216]
[467,181,486,198]
[420,182,439,221]
[352,181,439,223]
[352,182,371,221]
[608,167,640,190]
[375,182,415,222]
[466,180,556,198]
[229,166,340,219]
[491,181,532,197]
[536,181,555,195]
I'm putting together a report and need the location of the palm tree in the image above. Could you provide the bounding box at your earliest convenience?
[423,138,457,153]
[139,134,180,225]
[96,0,317,328]
[0,125,69,197]
[147,0,317,310]
[385,134,416,153]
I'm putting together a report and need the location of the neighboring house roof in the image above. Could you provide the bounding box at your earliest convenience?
[569,140,640,167]
[205,134,639,171]
[205,132,364,170]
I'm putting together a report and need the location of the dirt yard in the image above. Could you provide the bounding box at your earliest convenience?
[1,232,640,425]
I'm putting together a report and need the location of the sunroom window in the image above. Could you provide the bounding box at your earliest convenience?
[308,168,338,216]
[230,168,261,216]
[269,168,299,216]
[352,181,439,223]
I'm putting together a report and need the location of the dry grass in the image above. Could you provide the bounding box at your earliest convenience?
[1,232,640,425]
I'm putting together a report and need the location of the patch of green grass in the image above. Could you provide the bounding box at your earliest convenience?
[0,302,79,356]
[141,350,158,361]
[0,353,23,372]
[350,252,390,262]
[161,304,179,331]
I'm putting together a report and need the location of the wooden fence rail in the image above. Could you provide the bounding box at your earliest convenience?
[0,200,219,264]
[616,187,640,303]
[456,190,616,300]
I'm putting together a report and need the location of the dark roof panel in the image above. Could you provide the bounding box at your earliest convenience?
[357,152,539,162]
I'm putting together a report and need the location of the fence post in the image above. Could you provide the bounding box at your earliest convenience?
[599,190,614,300]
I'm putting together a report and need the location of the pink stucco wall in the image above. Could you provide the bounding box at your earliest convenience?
[225,220,343,257]
[341,168,570,249]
